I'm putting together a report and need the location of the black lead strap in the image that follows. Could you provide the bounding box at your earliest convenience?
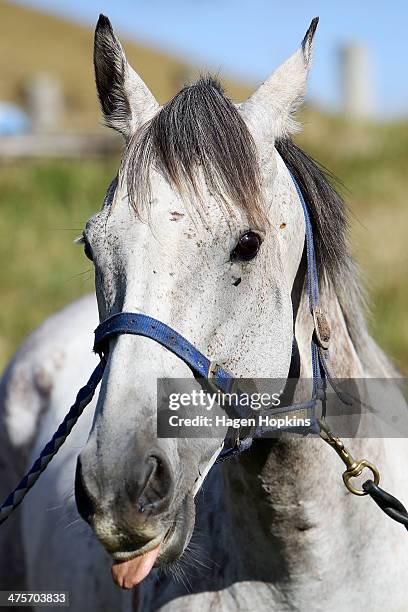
[363,480,408,531]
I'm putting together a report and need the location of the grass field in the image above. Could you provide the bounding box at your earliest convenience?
[297,111,408,373]
[0,156,117,368]
[0,110,407,374]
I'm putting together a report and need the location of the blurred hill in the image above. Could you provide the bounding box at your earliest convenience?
[0,1,252,131]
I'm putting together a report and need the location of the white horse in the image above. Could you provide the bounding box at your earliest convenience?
[1,14,407,612]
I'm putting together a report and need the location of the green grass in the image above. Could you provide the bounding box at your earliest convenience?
[0,113,407,374]
[297,112,408,372]
[0,157,119,367]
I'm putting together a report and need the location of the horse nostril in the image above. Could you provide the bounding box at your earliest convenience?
[136,453,174,514]
[75,457,95,523]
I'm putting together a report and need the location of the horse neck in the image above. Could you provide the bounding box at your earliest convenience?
[181,164,406,607]
[213,274,403,606]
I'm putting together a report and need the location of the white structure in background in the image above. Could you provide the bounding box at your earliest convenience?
[24,73,63,132]
[339,43,374,119]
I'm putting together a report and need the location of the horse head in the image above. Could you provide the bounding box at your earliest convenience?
[75,14,318,588]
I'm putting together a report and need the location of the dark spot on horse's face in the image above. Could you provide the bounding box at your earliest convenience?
[233,277,242,287]
[170,211,185,222]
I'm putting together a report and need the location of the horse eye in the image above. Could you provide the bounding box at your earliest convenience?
[83,239,93,262]
[231,231,262,262]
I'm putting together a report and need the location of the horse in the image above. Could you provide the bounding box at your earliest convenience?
[1,13,407,612]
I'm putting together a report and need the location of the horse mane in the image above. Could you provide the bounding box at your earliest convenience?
[276,138,396,376]
[123,75,264,225]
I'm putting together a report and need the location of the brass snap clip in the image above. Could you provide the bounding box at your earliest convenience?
[318,419,380,496]
[312,307,331,350]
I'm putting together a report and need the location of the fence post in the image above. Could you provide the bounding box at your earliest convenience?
[24,73,63,132]
[339,43,374,119]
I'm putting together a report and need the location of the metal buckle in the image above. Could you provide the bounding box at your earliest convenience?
[207,361,219,379]
[312,306,330,350]
[207,360,240,397]
[318,419,380,496]
[206,360,226,395]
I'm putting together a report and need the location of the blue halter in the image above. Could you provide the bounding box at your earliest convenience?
[0,172,331,523]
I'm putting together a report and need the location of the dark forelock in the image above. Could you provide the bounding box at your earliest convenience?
[123,75,263,224]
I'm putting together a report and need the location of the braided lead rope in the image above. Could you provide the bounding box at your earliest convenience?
[0,361,105,525]
[363,480,408,531]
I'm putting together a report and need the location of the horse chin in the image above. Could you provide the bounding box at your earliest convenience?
[158,493,195,566]
[110,494,195,589]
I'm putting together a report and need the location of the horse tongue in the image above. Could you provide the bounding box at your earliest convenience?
[111,543,161,590]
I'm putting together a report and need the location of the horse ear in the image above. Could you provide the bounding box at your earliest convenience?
[240,17,319,141]
[94,14,159,140]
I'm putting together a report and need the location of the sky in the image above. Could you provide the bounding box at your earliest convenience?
[9,0,408,117]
